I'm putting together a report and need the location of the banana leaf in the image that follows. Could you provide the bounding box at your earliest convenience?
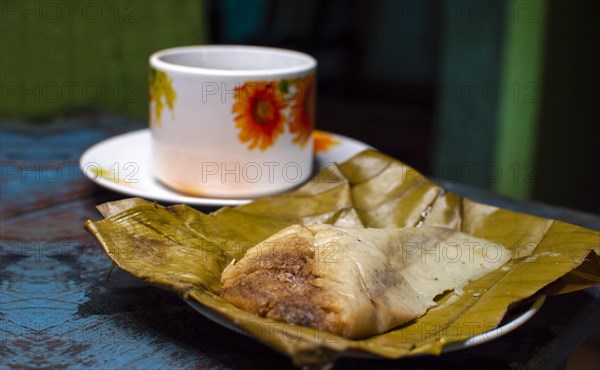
[85,150,600,368]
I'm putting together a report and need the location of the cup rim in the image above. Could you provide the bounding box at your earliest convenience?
[150,45,317,76]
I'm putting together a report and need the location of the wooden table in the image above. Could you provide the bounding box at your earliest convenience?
[1,111,598,369]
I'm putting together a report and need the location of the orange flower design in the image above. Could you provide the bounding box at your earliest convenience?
[233,82,287,151]
[313,130,340,153]
[289,74,316,148]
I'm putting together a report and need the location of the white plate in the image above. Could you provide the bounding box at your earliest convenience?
[441,294,545,352]
[84,129,546,357]
[79,129,372,207]
[187,295,546,357]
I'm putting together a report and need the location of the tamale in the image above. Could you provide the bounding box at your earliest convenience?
[85,150,600,365]
[220,224,511,338]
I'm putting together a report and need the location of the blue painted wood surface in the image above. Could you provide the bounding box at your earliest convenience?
[1,111,599,369]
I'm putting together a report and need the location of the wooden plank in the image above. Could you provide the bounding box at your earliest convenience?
[0,198,287,369]
[1,113,599,369]
[0,111,144,218]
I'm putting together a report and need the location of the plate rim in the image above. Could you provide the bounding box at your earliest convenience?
[185,294,546,359]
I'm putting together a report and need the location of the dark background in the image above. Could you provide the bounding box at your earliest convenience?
[2,0,599,214]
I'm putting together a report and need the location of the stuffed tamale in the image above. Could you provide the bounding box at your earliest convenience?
[220,224,511,339]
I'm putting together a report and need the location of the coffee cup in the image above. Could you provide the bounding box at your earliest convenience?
[148,45,317,198]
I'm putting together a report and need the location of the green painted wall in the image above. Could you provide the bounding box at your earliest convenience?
[494,0,546,200]
[433,0,597,212]
[1,0,206,121]
[432,0,506,188]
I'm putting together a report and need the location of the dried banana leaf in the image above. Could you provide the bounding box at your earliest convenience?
[85,150,600,368]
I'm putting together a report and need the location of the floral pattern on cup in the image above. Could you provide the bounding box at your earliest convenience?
[232,74,315,151]
[232,81,288,151]
[290,74,316,148]
[149,67,176,127]
[313,130,340,153]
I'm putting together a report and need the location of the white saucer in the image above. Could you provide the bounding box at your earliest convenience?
[79,129,372,207]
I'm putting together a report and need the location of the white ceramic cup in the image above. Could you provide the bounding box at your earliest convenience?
[148,45,317,198]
